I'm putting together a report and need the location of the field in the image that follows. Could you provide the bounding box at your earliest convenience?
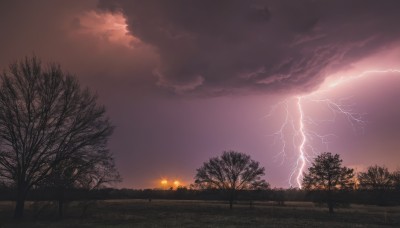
[0,200,399,227]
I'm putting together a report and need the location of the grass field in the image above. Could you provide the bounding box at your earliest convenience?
[0,200,399,227]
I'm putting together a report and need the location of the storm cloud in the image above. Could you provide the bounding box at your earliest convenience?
[98,0,400,95]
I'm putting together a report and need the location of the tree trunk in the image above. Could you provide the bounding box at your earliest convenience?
[80,201,91,218]
[328,200,334,214]
[229,190,234,210]
[14,188,27,219]
[327,191,334,214]
[327,189,334,214]
[58,187,65,218]
[58,199,64,218]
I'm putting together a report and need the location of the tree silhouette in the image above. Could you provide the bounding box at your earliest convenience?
[358,165,395,205]
[44,151,120,217]
[302,152,354,213]
[194,150,268,209]
[358,165,393,190]
[393,170,400,191]
[0,56,116,218]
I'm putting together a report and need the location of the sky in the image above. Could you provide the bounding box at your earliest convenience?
[1,0,400,189]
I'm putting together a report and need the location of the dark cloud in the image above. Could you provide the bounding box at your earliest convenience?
[98,0,400,95]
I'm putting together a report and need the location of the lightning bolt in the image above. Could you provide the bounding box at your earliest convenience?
[268,69,400,188]
[294,96,306,188]
[267,100,294,165]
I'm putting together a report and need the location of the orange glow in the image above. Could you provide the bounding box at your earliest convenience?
[157,177,185,189]
[74,10,139,47]
[161,179,168,185]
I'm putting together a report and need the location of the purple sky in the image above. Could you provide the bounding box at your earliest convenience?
[1,0,400,188]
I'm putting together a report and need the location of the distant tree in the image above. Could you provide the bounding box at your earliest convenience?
[0,56,115,218]
[358,165,395,205]
[194,150,269,209]
[393,170,400,191]
[44,153,120,218]
[358,165,393,190]
[302,152,354,213]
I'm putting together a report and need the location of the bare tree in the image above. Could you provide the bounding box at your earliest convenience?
[302,152,354,213]
[194,150,268,209]
[44,149,120,218]
[358,165,393,190]
[0,56,115,218]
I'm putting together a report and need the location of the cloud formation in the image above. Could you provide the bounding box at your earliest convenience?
[98,0,400,95]
[0,0,160,98]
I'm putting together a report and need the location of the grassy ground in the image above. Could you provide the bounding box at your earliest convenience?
[0,200,399,227]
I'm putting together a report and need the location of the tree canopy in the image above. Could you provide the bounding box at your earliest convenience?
[0,56,118,218]
[302,152,354,213]
[358,165,394,190]
[195,150,268,208]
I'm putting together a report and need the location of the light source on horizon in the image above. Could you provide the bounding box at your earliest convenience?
[173,180,180,187]
[161,179,168,186]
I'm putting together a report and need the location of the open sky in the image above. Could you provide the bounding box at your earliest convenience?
[1,0,400,189]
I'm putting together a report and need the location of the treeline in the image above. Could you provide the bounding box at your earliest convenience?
[299,152,400,213]
[1,185,399,206]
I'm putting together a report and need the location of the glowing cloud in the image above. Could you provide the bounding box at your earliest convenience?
[72,10,139,48]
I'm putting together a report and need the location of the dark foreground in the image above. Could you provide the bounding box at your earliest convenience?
[0,200,399,227]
